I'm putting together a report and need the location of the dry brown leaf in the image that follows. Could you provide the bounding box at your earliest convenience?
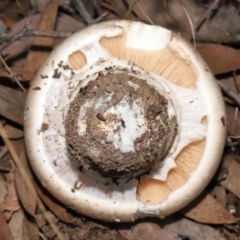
[3,124,23,139]
[2,13,85,62]
[0,210,14,240]
[211,186,227,207]
[0,172,21,221]
[8,209,28,240]
[120,222,172,240]
[24,0,59,73]
[0,174,7,204]
[197,44,240,75]
[119,214,226,240]
[220,157,240,199]
[0,68,35,81]
[35,179,83,226]
[11,140,37,217]
[181,192,239,224]
[0,85,26,125]
[26,220,39,240]
[124,0,191,40]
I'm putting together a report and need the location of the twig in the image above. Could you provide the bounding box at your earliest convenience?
[0,25,72,53]
[100,2,119,16]
[0,145,8,160]
[136,1,154,25]
[91,12,109,24]
[0,121,65,240]
[0,54,26,92]
[195,0,220,30]
[218,81,240,108]
[70,0,93,24]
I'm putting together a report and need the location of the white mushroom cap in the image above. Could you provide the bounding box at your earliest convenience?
[24,20,226,222]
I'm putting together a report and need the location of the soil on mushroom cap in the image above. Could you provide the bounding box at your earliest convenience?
[65,73,178,179]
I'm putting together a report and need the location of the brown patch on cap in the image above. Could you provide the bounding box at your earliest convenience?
[33,86,41,90]
[221,116,225,127]
[136,139,206,204]
[40,123,49,132]
[69,50,87,70]
[201,116,208,124]
[99,36,197,88]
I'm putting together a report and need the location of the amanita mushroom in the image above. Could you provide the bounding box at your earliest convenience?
[24,20,226,222]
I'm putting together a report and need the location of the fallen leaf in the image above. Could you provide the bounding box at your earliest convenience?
[181,192,239,224]
[0,174,7,204]
[183,0,240,43]
[2,13,84,61]
[0,85,26,125]
[0,172,21,221]
[120,222,172,240]
[3,123,23,139]
[0,211,14,240]
[8,209,28,240]
[197,44,240,75]
[11,140,37,217]
[211,186,227,207]
[220,157,240,199]
[0,68,35,81]
[24,0,59,73]
[35,178,83,226]
[26,220,39,240]
[119,213,226,240]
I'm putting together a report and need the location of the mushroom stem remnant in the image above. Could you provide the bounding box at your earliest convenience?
[24,20,226,222]
[65,73,178,178]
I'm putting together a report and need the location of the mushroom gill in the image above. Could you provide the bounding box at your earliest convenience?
[99,36,197,88]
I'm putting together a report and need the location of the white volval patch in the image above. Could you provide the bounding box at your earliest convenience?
[105,97,147,152]
[77,100,93,135]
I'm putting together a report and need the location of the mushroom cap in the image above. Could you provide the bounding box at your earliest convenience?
[24,20,226,222]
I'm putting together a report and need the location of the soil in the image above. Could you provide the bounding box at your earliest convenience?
[65,73,178,178]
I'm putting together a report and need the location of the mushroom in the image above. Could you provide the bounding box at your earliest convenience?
[24,20,226,222]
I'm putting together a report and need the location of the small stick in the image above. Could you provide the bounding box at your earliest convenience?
[218,81,240,108]
[0,54,26,92]
[182,7,196,48]
[0,26,72,53]
[70,0,93,24]
[195,0,220,30]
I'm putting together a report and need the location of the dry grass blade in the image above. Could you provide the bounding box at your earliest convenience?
[182,7,196,48]
[0,121,65,240]
[136,1,154,25]
[195,0,220,30]
[0,55,26,92]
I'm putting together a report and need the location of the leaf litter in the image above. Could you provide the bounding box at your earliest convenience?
[1,0,240,239]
